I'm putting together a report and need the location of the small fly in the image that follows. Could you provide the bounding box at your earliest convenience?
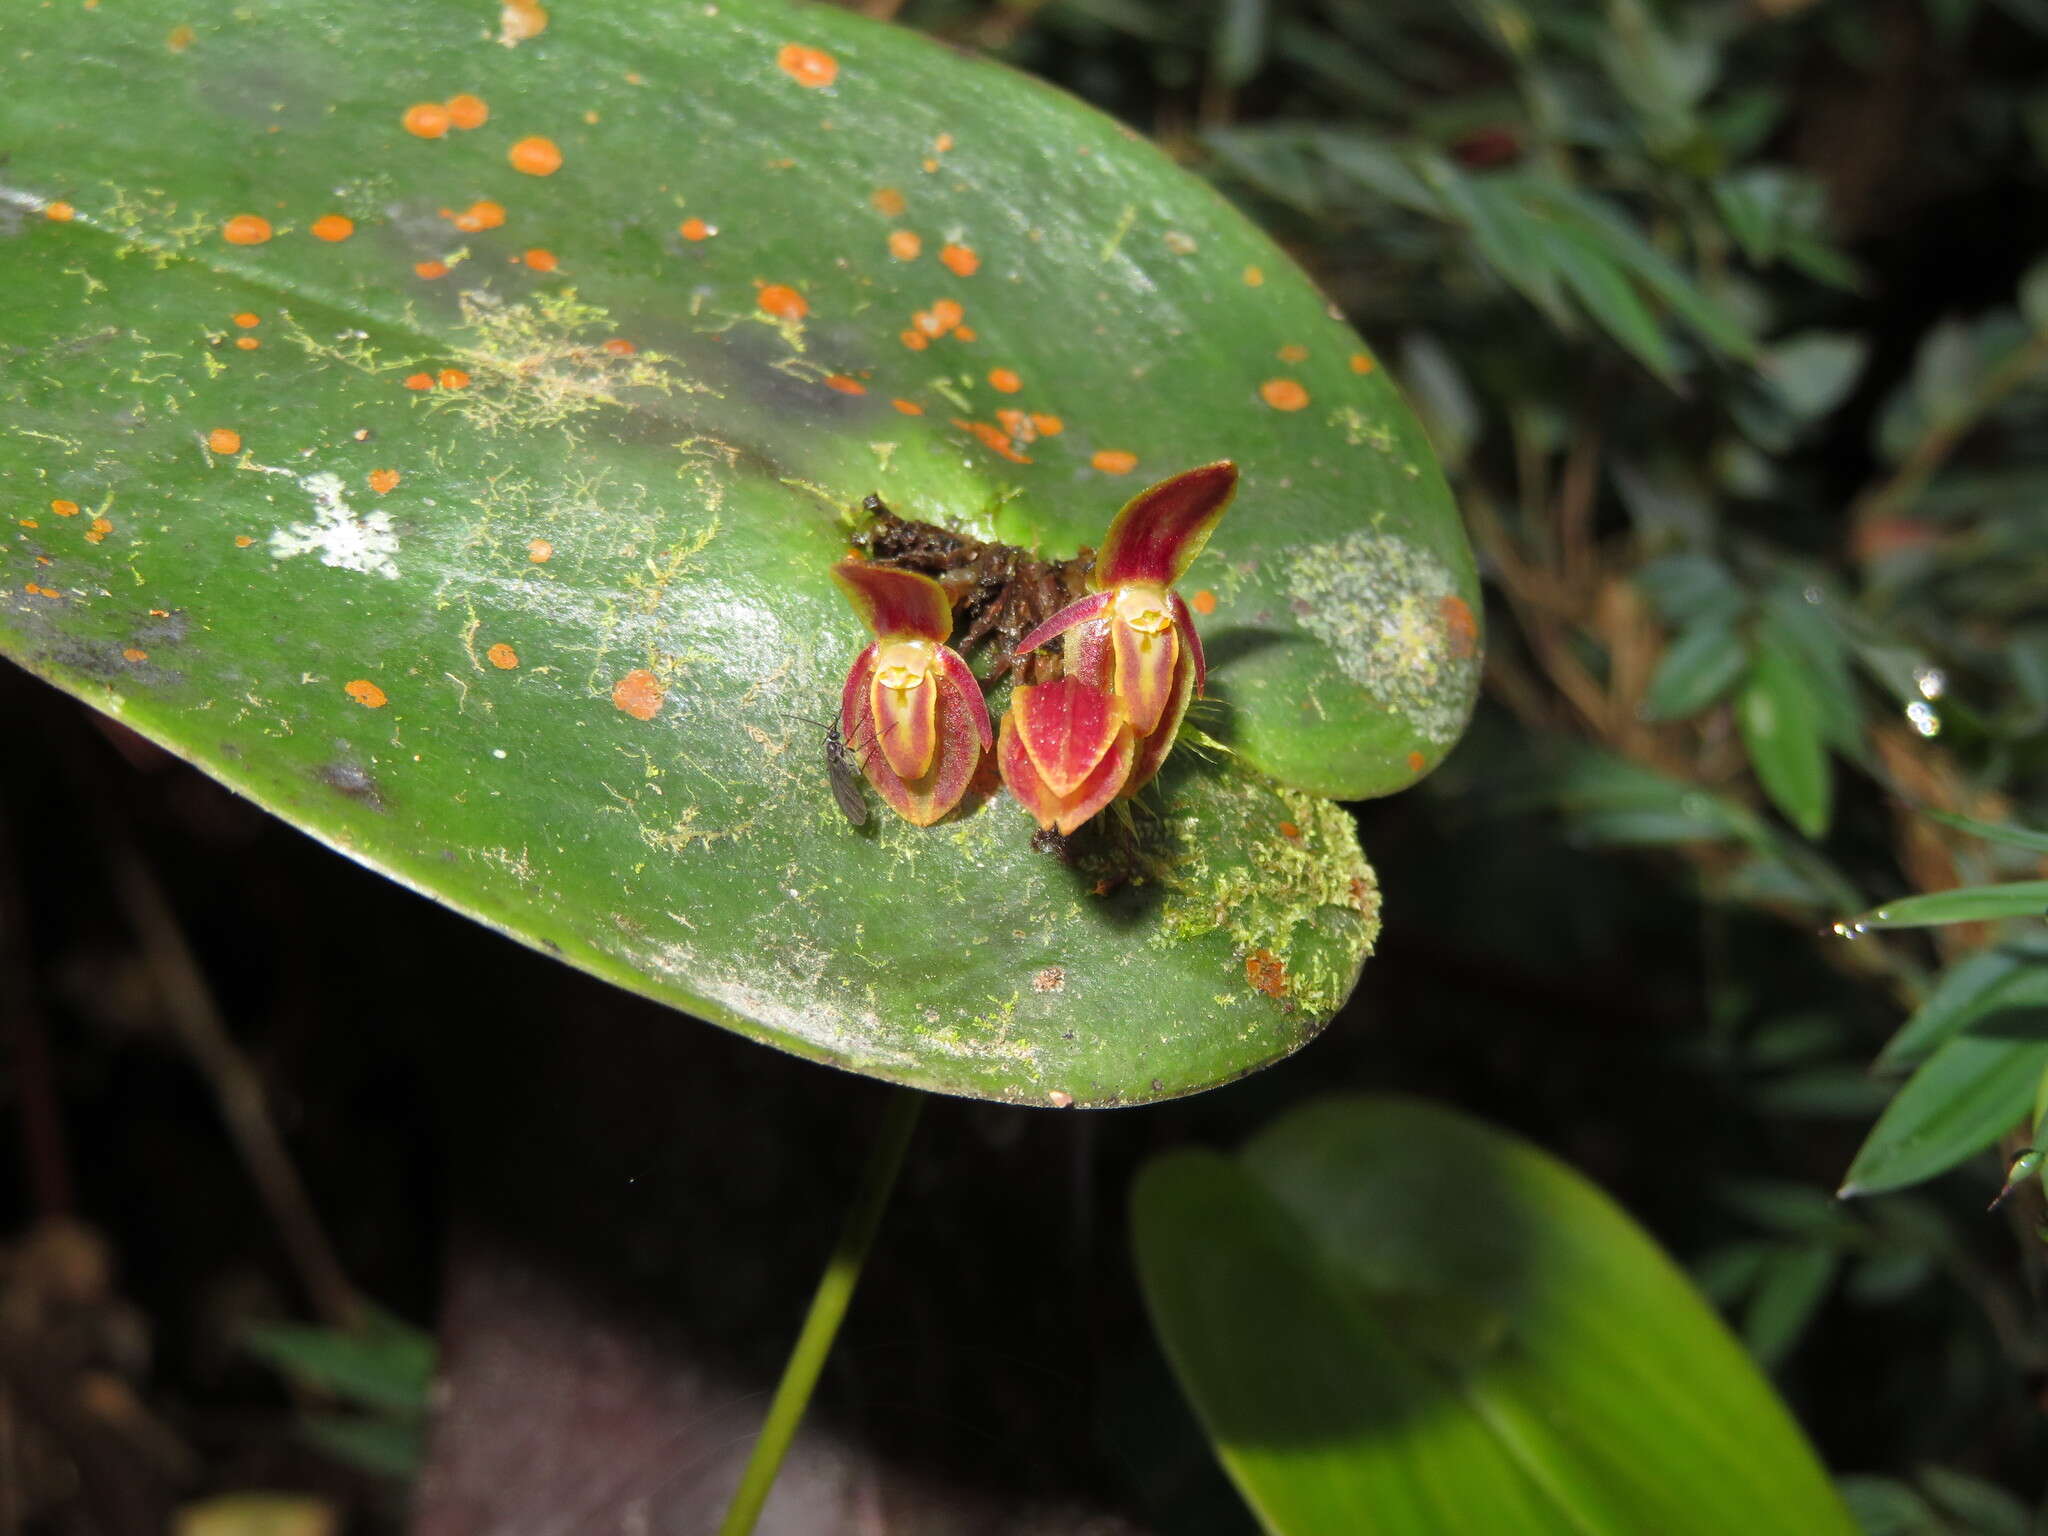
[822,718,870,827]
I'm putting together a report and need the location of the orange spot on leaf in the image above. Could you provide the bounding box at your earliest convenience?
[453,199,506,232]
[222,214,271,245]
[524,247,558,271]
[954,418,1030,464]
[445,93,490,130]
[123,647,149,662]
[1242,265,1264,286]
[871,187,907,217]
[165,23,194,50]
[207,428,241,455]
[403,372,436,390]
[899,329,928,351]
[777,43,838,88]
[368,469,401,494]
[757,283,808,320]
[310,213,354,242]
[1350,352,1375,374]
[45,201,76,222]
[678,216,713,241]
[232,312,260,327]
[527,538,554,563]
[439,369,471,390]
[892,398,924,415]
[1406,751,1426,774]
[1091,449,1137,475]
[235,336,260,350]
[414,260,449,280]
[508,136,563,175]
[612,668,664,720]
[1278,821,1301,840]
[938,242,979,276]
[1245,949,1289,999]
[345,679,389,708]
[1029,413,1062,436]
[1191,589,1217,615]
[987,367,1021,394]
[402,102,452,139]
[50,500,80,517]
[887,229,921,261]
[823,373,866,395]
[1277,343,1308,362]
[600,338,636,356]
[1440,595,1479,658]
[952,324,977,342]
[487,642,519,669]
[1260,378,1309,411]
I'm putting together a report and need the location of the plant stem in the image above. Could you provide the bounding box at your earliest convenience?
[716,1087,924,1536]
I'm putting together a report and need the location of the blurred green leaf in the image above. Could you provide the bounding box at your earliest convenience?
[1842,1033,2048,1196]
[1765,333,1868,424]
[2019,256,2048,334]
[1741,1244,1837,1369]
[301,1413,428,1481]
[1634,552,1743,623]
[1214,0,1271,87]
[242,1315,434,1415]
[1919,809,2048,855]
[1879,948,2048,1068]
[1644,618,1748,720]
[1914,1464,2030,1536]
[1836,1475,1945,1536]
[1131,1095,1856,1536]
[1739,638,1834,839]
[1845,883,2048,931]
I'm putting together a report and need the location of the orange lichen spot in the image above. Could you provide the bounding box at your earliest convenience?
[939,242,979,276]
[84,517,112,544]
[207,428,242,455]
[24,584,61,600]
[403,371,436,390]
[757,283,808,321]
[414,260,449,280]
[1242,265,1264,287]
[1440,594,1479,658]
[1191,588,1217,615]
[1350,352,1375,374]
[222,214,271,245]
[1260,377,1310,411]
[1091,449,1138,475]
[122,647,149,662]
[892,398,924,415]
[344,679,389,709]
[368,469,401,494]
[600,338,636,356]
[499,0,548,43]
[612,668,665,720]
[922,297,964,336]
[678,216,713,241]
[234,534,255,547]
[486,642,519,670]
[954,418,1030,464]
[934,132,955,153]
[922,157,939,174]
[898,329,929,353]
[776,43,838,89]
[524,247,558,271]
[1278,821,1302,840]
[887,229,921,261]
[953,324,977,342]
[871,187,907,217]
[17,519,36,529]
[45,201,76,222]
[453,199,506,232]
[988,366,1022,394]
[508,136,563,176]
[996,408,1030,440]
[310,213,354,242]
[165,24,194,51]
[232,311,260,328]
[527,537,554,563]
[1245,949,1289,999]
[1028,412,1063,437]
[439,368,471,390]
[1278,343,1308,362]
[823,373,866,395]
[445,93,490,130]
[50,499,81,518]
[235,336,260,351]
[402,102,452,139]
[1406,750,1427,774]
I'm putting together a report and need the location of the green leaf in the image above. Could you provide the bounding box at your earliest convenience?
[242,1313,434,1414]
[1918,808,2048,855]
[1213,0,1272,88]
[1739,638,1833,839]
[1878,948,2048,1068]
[1131,1095,1856,1536]
[1836,1476,1944,1536]
[1644,617,1748,720]
[1765,332,1867,424]
[1740,1244,1837,1369]
[0,0,1476,1103]
[1841,1032,2048,1197]
[300,1413,428,1480]
[1844,883,2048,930]
[1914,1465,2030,1536]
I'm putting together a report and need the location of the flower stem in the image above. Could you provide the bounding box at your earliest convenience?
[715,1087,924,1536]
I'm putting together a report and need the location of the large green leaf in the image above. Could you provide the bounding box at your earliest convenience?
[1131,1095,1854,1536]
[1841,1030,2048,1197]
[0,1,1479,1103]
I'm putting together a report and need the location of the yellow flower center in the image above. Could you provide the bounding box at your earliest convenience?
[1115,584,1173,636]
[874,640,934,691]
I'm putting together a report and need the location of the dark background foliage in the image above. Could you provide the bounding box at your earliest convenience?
[6,0,2048,1529]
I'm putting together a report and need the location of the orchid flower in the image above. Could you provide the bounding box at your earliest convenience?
[1005,462,1237,819]
[833,559,993,826]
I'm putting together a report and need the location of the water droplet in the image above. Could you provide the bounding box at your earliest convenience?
[1906,700,1941,738]
[1872,910,1892,925]
[1913,665,1947,701]
[1802,585,1824,604]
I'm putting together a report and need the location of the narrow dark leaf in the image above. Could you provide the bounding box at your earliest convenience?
[1645,619,1749,720]
[1741,1244,1837,1368]
[1919,809,2048,855]
[1847,883,2048,931]
[1879,949,2048,1068]
[1841,1034,2048,1196]
[1739,640,1833,839]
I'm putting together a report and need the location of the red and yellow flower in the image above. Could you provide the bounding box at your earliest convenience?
[833,559,993,826]
[1002,461,1237,831]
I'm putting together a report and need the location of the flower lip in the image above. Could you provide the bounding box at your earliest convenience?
[873,639,935,690]
[1113,584,1173,635]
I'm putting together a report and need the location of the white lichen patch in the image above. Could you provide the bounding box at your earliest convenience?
[269,474,401,579]
[1281,529,1477,745]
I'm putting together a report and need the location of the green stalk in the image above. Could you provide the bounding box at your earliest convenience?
[716,1088,925,1536]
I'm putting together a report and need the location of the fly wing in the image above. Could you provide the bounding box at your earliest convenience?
[825,722,870,826]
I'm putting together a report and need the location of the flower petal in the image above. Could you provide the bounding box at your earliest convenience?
[1012,589,1111,660]
[1169,590,1207,697]
[1054,725,1134,833]
[1110,599,1180,736]
[1093,461,1238,589]
[1121,645,1196,798]
[840,643,879,744]
[1014,675,1122,798]
[833,558,953,642]
[934,645,994,751]
[871,648,938,781]
[998,707,1059,831]
[1000,708,1134,834]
